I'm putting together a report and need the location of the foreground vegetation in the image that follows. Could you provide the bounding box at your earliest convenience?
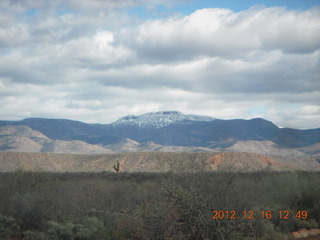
[0,170,319,240]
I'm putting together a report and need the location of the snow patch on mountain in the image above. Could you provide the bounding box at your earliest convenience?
[112,111,215,128]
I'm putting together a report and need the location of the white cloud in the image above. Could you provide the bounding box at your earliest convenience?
[124,7,320,61]
[61,31,134,67]
[0,21,29,47]
[0,2,319,129]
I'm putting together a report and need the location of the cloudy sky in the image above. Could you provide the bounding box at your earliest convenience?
[0,0,320,129]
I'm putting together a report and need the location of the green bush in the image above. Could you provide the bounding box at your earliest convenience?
[0,214,20,239]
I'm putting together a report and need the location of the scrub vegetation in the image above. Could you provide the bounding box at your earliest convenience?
[0,170,319,240]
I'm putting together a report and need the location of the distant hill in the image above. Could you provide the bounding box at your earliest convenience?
[0,125,112,154]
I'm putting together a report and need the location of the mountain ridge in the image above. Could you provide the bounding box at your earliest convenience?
[0,112,319,149]
[0,111,319,171]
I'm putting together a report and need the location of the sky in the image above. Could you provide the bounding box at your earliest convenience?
[0,0,320,129]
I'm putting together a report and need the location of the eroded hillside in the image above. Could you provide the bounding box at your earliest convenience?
[0,151,317,173]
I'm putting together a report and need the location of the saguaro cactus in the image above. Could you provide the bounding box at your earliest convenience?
[113,161,120,173]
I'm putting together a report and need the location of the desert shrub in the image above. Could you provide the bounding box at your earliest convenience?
[116,201,183,240]
[23,230,46,240]
[74,217,109,240]
[46,221,75,240]
[0,214,20,239]
[43,217,109,240]
[0,171,319,239]
[231,218,283,240]
[8,188,55,232]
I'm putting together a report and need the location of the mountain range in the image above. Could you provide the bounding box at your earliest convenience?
[0,111,319,171]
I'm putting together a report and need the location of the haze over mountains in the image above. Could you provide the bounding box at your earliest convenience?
[0,111,319,171]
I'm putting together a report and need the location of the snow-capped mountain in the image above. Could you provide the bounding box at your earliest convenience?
[111,111,215,128]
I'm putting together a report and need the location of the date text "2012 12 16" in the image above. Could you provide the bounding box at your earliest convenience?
[212,210,308,220]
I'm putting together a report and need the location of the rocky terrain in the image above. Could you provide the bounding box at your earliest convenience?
[0,151,317,173]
